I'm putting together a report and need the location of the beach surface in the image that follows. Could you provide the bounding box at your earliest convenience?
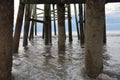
[12,31,120,80]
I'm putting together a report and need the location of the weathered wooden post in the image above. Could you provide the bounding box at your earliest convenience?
[29,21,34,40]
[79,4,84,44]
[23,4,31,47]
[29,5,36,40]
[34,5,37,36]
[0,1,13,80]
[103,24,106,43]
[67,4,73,42]
[85,0,105,78]
[13,1,25,53]
[74,4,80,40]
[44,4,51,45]
[42,24,45,39]
[103,9,106,44]
[57,3,66,51]
[52,4,57,35]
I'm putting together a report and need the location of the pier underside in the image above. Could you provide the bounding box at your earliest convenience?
[21,0,120,4]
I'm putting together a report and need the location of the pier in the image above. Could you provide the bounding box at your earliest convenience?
[0,0,120,80]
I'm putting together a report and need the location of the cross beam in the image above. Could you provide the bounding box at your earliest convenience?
[21,0,86,4]
[22,0,120,4]
[107,0,120,3]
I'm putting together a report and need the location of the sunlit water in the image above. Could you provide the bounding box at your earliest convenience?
[12,31,120,80]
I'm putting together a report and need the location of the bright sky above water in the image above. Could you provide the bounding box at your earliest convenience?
[14,1,120,31]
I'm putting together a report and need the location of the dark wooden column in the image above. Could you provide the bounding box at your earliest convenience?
[13,1,25,53]
[0,0,13,80]
[57,4,66,51]
[74,4,80,40]
[53,4,57,35]
[42,23,45,39]
[44,4,51,45]
[29,5,36,40]
[23,4,31,47]
[67,4,73,42]
[85,0,105,78]
[34,5,37,36]
[103,8,106,44]
[79,4,84,44]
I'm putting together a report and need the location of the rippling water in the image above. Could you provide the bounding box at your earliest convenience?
[12,31,120,80]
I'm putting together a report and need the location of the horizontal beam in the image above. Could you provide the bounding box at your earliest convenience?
[106,0,120,3]
[21,0,86,4]
[29,18,44,23]
[22,0,120,4]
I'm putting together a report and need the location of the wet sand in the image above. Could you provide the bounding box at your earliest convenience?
[12,31,120,80]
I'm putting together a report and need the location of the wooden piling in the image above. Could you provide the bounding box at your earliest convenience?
[13,1,25,53]
[67,4,73,42]
[34,5,37,36]
[85,0,105,78]
[29,20,34,40]
[103,8,106,44]
[57,4,66,51]
[103,23,106,43]
[74,4,80,40]
[29,5,36,40]
[35,22,37,35]
[44,4,51,45]
[0,0,13,80]
[79,4,84,44]
[23,4,31,47]
[53,4,57,35]
[42,23,45,39]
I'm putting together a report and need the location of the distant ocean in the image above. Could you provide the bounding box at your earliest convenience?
[12,30,120,80]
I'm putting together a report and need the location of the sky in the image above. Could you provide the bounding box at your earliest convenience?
[14,1,120,31]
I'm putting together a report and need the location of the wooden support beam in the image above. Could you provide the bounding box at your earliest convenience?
[79,4,84,45]
[85,0,105,78]
[35,22,37,35]
[44,4,51,45]
[34,5,37,35]
[74,4,80,40]
[57,4,66,51]
[42,24,45,39]
[53,4,57,35]
[23,4,31,47]
[103,23,106,43]
[13,1,25,53]
[106,0,120,3]
[29,5,36,40]
[29,18,44,23]
[67,4,73,42]
[29,21,34,40]
[0,0,13,80]
[103,7,106,44]
[22,0,86,4]
[22,0,120,4]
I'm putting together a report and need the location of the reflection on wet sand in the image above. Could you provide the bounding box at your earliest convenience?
[12,32,120,80]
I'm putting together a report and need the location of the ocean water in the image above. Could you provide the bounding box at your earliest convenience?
[12,31,120,80]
